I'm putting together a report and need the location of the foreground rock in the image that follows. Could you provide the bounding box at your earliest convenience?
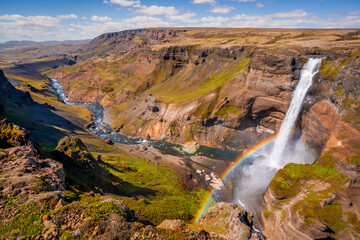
[53,137,127,195]
[157,219,185,231]
[261,104,360,239]
[199,202,255,240]
[0,120,157,239]
[0,119,65,196]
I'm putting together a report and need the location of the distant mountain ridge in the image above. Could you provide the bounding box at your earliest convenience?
[0,39,91,50]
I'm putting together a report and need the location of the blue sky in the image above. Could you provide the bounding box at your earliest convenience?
[0,0,359,42]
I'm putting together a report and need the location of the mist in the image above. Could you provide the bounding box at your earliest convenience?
[231,138,317,211]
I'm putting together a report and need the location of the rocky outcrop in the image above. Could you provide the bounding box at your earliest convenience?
[199,202,255,240]
[52,137,127,195]
[260,103,360,240]
[0,69,34,115]
[78,29,186,58]
[157,219,185,231]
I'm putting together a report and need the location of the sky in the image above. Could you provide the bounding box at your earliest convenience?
[0,0,359,42]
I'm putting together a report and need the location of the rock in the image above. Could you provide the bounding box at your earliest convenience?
[301,101,340,153]
[157,219,185,231]
[105,139,114,145]
[42,227,58,240]
[84,122,94,129]
[43,220,56,229]
[199,202,252,240]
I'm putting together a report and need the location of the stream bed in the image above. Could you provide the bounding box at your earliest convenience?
[51,79,240,161]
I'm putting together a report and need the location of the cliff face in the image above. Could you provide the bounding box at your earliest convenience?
[49,45,310,151]
[46,29,360,238]
[261,101,360,240]
[0,69,34,116]
[48,42,359,153]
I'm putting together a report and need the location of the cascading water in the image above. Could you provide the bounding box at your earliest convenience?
[230,57,322,211]
[269,58,323,169]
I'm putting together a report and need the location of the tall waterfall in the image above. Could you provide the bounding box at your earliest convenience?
[230,58,322,211]
[269,58,323,168]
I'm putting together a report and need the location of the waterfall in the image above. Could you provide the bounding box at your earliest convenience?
[269,58,323,168]
[231,58,322,211]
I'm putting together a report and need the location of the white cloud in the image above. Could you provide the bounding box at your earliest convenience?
[168,13,198,23]
[104,0,140,7]
[123,15,162,23]
[210,6,235,14]
[270,9,308,18]
[256,3,264,8]
[201,16,229,23]
[192,0,216,4]
[347,10,360,15]
[91,15,112,21]
[0,14,60,29]
[80,15,171,38]
[135,5,179,16]
[70,23,82,28]
[237,0,255,2]
[58,14,78,19]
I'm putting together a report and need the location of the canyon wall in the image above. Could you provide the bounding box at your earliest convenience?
[34,29,360,239]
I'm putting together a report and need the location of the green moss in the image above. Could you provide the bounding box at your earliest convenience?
[263,207,273,219]
[336,85,343,96]
[281,210,286,221]
[347,154,360,166]
[347,212,360,233]
[63,191,81,202]
[151,57,250,103]
[215,103,240,116]
[269,151,350,234]
[304,217,316,225]
[94,151,207,225]
[273,205,283,210]
[87,201,125,221]
[342,97,360,131]
[344,97,356,107]
[0,122,26,148]
[270,151,346,199]
[0,200,48,238]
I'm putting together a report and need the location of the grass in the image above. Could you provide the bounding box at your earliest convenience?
[94,151,207,225]
[270,151,346,199]
[86,200,126,221]
[0,199,48,238]
[342,97,360,131]
[347,154,360,166]
[270,151,349,234]
[263,206,273,219]
[215,103,241,116]
[319,50,360,80]
[150,57,250,103]
[0,121,26,147]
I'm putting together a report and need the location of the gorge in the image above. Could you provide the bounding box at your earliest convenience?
[0,28,359,240]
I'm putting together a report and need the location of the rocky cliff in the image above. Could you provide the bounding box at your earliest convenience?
[48,40,359,154]
[261,101,360,239]
[45,28,360,239]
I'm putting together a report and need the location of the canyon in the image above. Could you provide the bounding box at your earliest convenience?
[0,28,360,239]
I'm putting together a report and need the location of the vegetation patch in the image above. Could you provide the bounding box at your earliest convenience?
[0,199,48,238]
[215,103,241,116]
[96,151,207,225]
[270,151,349,234]
[347,154,360,166]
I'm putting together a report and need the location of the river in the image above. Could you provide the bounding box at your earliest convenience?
[51,79,240,161]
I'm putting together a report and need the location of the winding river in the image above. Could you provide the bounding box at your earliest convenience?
[51,79,240,161]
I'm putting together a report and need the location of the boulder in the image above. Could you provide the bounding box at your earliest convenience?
[157,219,185,231]
[199,202,253,240]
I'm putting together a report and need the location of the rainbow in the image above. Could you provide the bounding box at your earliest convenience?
[194,135,278,223]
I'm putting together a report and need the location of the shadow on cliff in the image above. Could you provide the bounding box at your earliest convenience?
[0,69,81,151]
[51,137,156,197]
